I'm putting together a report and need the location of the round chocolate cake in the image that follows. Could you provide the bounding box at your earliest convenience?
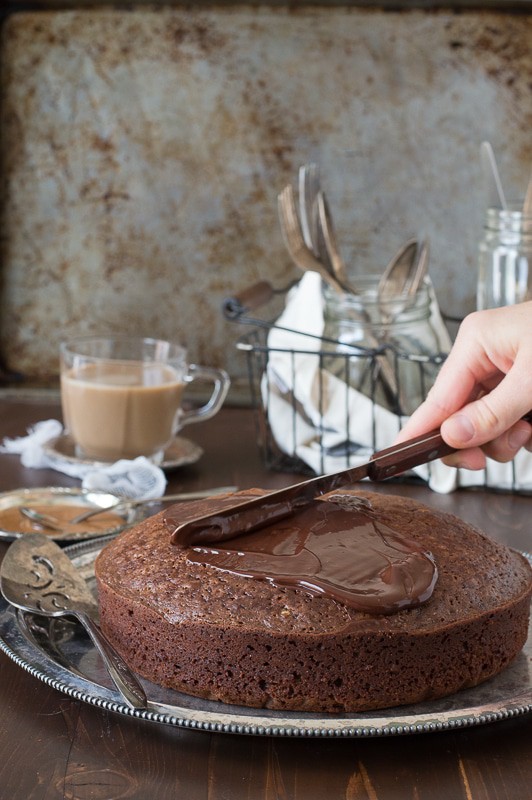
[94,490,532,713]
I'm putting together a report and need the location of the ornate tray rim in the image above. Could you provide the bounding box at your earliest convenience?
[0,537,530,738]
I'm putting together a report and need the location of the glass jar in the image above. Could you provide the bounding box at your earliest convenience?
[322,276,448,416]
[477,206,532,310]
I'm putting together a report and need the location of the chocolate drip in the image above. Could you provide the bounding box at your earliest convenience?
[166,494,437,615]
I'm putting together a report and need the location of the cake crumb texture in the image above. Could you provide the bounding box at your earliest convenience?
[95,490,532,712]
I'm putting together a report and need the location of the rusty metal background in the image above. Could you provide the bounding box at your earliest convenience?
[0,6,530,395]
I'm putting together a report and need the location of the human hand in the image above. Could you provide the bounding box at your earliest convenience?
[394,302,532,469]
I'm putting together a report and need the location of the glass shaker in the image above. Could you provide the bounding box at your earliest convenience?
[477,206,532,310]
[322,276,448,416]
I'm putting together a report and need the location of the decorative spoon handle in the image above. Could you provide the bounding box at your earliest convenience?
[75,610,147,709]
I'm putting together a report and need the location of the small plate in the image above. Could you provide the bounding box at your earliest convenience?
[42,434,203,472]
[0,487,141,542]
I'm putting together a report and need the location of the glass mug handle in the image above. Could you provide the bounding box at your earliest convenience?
[177,365,231,429]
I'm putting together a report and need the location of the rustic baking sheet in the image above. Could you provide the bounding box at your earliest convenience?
[0,6,530,386]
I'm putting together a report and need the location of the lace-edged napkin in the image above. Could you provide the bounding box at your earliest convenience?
[0,420,167,500]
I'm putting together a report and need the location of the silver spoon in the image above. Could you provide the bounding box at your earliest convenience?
[316,190,354,292]
[403,239,429,300]
[278,184,348,294]
[298,162,321,256]
[377,238,419,305]
[19,507,63,532]
[297,165,352,291]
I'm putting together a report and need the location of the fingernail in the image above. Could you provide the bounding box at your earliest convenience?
[444,414,475,444]
[508,426,531,451]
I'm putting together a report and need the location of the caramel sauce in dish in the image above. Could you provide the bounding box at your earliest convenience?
[167,495,438,614]
[0,505,125,536]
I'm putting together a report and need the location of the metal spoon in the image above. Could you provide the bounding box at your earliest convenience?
[278,184,348,294]
[298,162,321,255]
[403,239,429,300]
[316,190,354,292]
[297,165,356,294]
[377,238,419,305]
[19,507,63,532]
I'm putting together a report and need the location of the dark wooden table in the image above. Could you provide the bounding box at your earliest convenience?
[0,394,530,800]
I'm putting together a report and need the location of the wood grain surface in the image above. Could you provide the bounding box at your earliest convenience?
[0,395,531,800]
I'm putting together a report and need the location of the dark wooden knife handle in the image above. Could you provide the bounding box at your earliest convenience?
[369,430,453,480]
[222,281,275,319]
[370,410,532,481]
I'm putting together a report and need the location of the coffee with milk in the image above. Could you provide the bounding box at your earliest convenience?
[60,337,230,463]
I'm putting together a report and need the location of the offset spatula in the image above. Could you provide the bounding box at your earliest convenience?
[170,416,532,544]
[0,533,147,709]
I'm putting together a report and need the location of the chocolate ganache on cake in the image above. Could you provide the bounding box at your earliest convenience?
[175,493,438,615]
[95,489,532,712]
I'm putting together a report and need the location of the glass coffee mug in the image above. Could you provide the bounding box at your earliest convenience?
[60,336,230,463]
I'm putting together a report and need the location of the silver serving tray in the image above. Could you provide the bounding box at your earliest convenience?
[0,538,531,738]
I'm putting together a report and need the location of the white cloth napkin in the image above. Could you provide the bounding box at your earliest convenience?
[0,420,167,500]
[263,272,532,494]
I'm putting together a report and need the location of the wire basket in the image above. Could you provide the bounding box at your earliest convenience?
[225,280,446,474]
[224,280,532,495]
[236,325,445,475]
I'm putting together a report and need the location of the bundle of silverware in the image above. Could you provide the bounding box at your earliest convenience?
[275,163,450,418]
[277,162,429,305]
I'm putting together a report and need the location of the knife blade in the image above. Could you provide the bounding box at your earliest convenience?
[170,427,456,545]
[169,412,532,545]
